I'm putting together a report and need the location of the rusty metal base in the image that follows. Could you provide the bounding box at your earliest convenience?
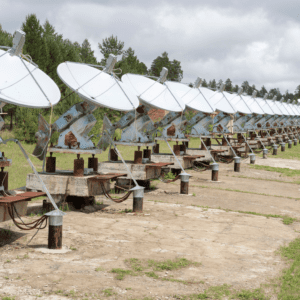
[133,197,143,212]
[180,181,189,194]
[74,158,84,177]
[46,156,56,173]
[88,157,98,172]
[234,162,241,172]
[0,171,8,191]
[48,225,62,249]
[211,170,219,181]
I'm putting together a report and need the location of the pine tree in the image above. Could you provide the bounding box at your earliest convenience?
[118,47,147,75]
[0,24,13,47]
[225,78,232,92]
[232,84,239,93]
[259,85,268,98]
[202,79,208,87]
[21,14,49,72]
[98,35,124,65]
[210,79,216,89]
[150,52,183,81]
[241,81,250,94]
[81,39,97,64]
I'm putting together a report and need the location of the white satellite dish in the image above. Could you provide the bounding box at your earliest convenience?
[207,88,237,114]
[257,99,274,115]
[226,92,252,115]
[164,81,215,113]
[245,95,265,115]
[284,102,295,116]
[57,62,139,111]
[267,100,283,116]
[121,73,185,112]
[0,32,60,108]
[277,102,290,116]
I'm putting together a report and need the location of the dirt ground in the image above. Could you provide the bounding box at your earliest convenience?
[1,156,300,300]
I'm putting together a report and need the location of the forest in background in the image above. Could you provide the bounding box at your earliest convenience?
[0,14,299,143]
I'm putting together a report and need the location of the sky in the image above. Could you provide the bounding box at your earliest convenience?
[1,0,300,94]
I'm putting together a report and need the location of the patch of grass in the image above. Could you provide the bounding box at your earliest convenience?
[2,297,16,300]
[232,175,300,185]
[103,288,114,297]
[149,184,156,190]
[111,268,136,280]
[95,267,105,272]
[126,258,145,272]
[70,246,77,251]
[192,184,300,201]
[145,271,159,279]
[164,171,176,180]
[234,288,266,300]
[148,258,200,271]
[175,285,267,300]
[95,201,103,205]
[278,238,300,299]
[119,208,133,214]
[192,193,196,197]
[250,164,300,178]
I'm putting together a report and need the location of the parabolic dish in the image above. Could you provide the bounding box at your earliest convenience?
[267,100,282,116]
[226,92,252,114]
[0,49,60,108]
[277,102,290,116]
[285,103,296,116]
[208,90,237,114]
[57,62,139,111]
[246,96,265,115]
[164,81,215,113]
[292,104,300,115]
[257,99,274,115]
[121,74,185,112]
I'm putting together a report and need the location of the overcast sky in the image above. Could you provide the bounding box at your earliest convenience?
[1,0,300,94]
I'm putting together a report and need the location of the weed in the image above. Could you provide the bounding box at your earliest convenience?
[111,268,135,280]
[234,288,266,300]
[278,238,300,299]
[95,267,105,272]
[192,184,300,201]
[145,271,159,279]
[70,246,77,251]
[4,276,9,280]
[126,258,145,272]
[149,184,156,190]
[192,193,196,197]
[148,258,200,271]
[96,201,103,205]
[250,164,300,177]
[103,288,114,297]
[119,209,133,213]
[5,260,11,263]
[164,171,176,180]
[2,297,16,300]
[59,203,70,212]
[125,287,132,290]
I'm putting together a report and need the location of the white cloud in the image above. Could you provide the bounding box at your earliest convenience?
[1,0,300,93]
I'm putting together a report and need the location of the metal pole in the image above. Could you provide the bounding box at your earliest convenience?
[157,129,191,194]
